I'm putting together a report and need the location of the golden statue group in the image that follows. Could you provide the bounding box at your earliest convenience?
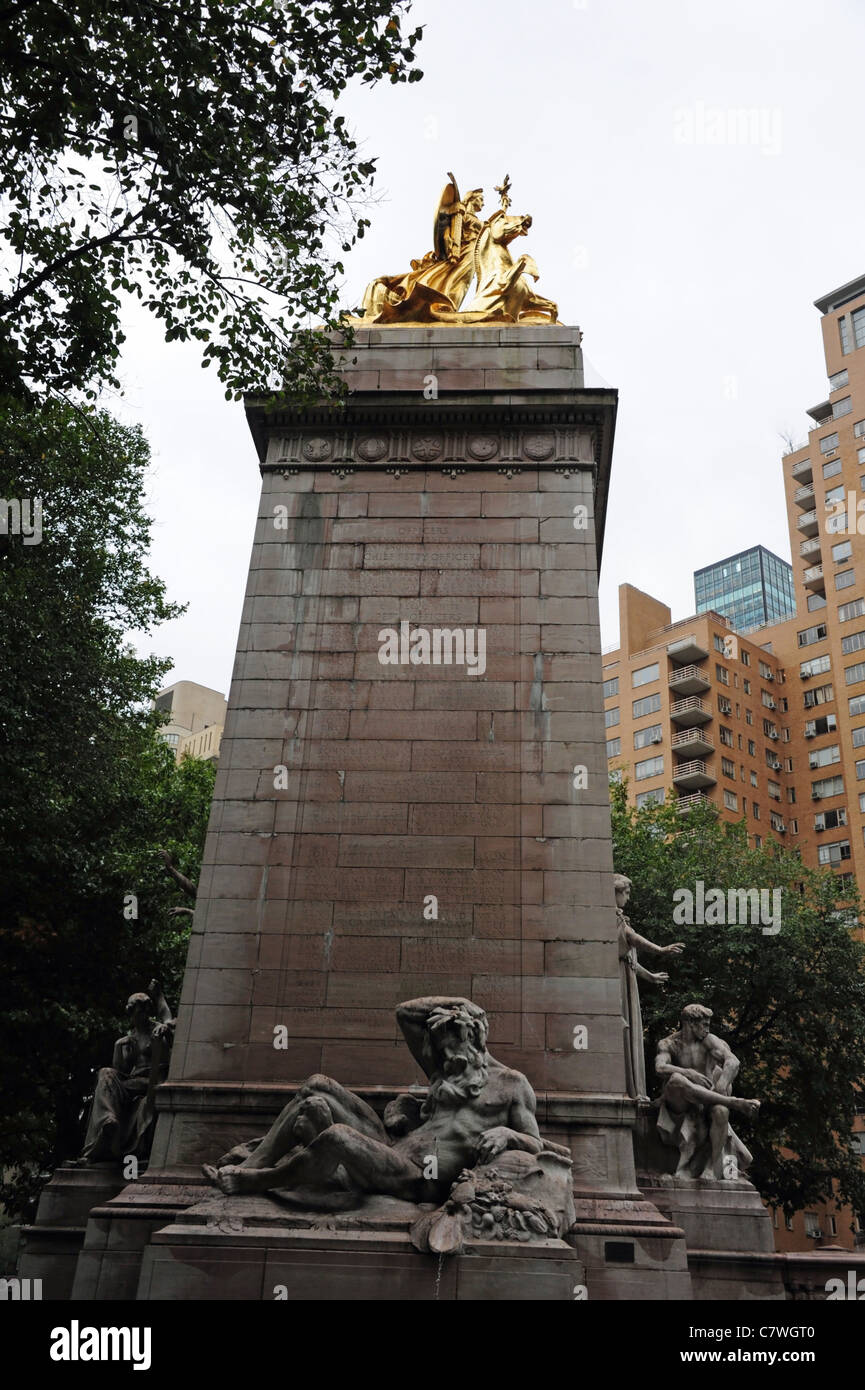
[349,173,559,327]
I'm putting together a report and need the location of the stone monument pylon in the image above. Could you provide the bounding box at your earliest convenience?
[71,175,692,1301]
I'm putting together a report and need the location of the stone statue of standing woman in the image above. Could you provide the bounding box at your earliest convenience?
[614,874,684,1101]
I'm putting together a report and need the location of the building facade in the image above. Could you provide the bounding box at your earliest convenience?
[604,272,865,1252]
[153,680,226,762]
[694,545,795,634]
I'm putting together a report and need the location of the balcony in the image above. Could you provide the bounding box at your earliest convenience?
[669,663,711,696]
[791,457,813,483]
[670,695,713,726]
[672,727,715,758]
[667,635,709,664]
[794,483,816,508]
[803,563,825,592]
[796,508,819,537]
[799,537,822,561]
[676,791,715,814]
[672,758,717,790]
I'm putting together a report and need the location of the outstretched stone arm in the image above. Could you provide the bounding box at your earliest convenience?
[623,921,684,957]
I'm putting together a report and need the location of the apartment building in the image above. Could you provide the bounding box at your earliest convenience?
[153,680,227,763]
[603,272,865,1251]
[603,584,790,838]
[695,545,795,634]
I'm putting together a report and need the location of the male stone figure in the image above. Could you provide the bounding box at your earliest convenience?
[615,873,684,1101]
[77,980,175,1164]
[204,997,567,1204]
[655,1004,760,1180]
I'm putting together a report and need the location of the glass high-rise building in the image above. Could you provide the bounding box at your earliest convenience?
[694,545,796,633]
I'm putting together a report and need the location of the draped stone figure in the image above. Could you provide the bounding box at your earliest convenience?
[76,980,175,1165]
[615,874,684,1101]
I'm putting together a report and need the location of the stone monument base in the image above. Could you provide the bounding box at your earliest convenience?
[17,1163,127,1300]
[637,1175,786,1300]
[135,1193,583,1301]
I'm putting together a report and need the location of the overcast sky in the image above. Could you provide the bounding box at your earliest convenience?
[115,0,865,696]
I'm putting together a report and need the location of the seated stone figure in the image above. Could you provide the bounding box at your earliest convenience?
[655,1003,760,1181]
[203,997,570,1214]
[76,980,175,1165]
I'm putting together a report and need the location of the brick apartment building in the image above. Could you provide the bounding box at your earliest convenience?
[603,271,865,1251]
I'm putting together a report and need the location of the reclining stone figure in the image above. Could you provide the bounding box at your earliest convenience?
[203,997,572,1228]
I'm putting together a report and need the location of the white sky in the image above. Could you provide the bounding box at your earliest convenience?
[115,0,865,696]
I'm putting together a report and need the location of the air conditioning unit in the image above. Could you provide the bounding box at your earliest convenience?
[778,823,786,833]
[651,735,663,745]
[802,671,812,680]
[804,730,815,738]
[812,792,822,801]
[772,760,782,771]
[815,824,825,832]
[766,699,776,709]
[769,731,779,740]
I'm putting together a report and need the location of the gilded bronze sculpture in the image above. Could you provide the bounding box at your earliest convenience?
[350,173,559,326]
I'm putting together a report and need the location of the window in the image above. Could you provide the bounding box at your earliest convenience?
[840,597,865,622]
[635,755,664,781]
[809,744,840,769]
[754,834,762,847]
[798,622,827,647]
[716,663,729,685]
[636,787,665,809]
[823,456,842,479]
[745,709,753,725]
[743,678,751,694]
[826,509,848,535]
[722,757,735,778]
[812,774,844,798]
[787,784,796,801]
[741,651,750,667]
[856,419,865,439]
[860,793,865,814]
[768,779,781,799]
[825,483,846,505]
[603,676,619,699]
[801,654,831,678]
[829,368,849,391]
[815,807,847,830]
[748,740,756,757]
[804,682,834,708]
[750,769,758,786]
[805,713,837,736]
[807,592,827,611]
[857,759,865,781]
[851,693,865,716]
[840,316,852,355]
[605,707,620,727]
[843,630,865,655]
[785,1213,794,1232]
[633,692,661,719]
[789,818,798,833]
[606,737,621,758]
[761,689,776,708]
[634,724,663,750]
[718,695,732,715]
[854,306,865,349]
[763,719,778,738]
[770,811,785,832]
[633,662,659,688]
[847,661,865,686]
[804,1212,821,1238]
[713,633,725,653]
[753,804,761,820]
[719,725,734,747]
[758,661,774,680]
[818,840,851,865]
[836,569,856,590]
[832,540,853,564]
[832,395,853,419]
[853,727,865,748]
[820,432,839,453]
[723,790,738,811]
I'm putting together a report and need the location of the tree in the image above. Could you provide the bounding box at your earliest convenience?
[0,396,213,1215]
[0,1,423,400]
[610,779,865,1224]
